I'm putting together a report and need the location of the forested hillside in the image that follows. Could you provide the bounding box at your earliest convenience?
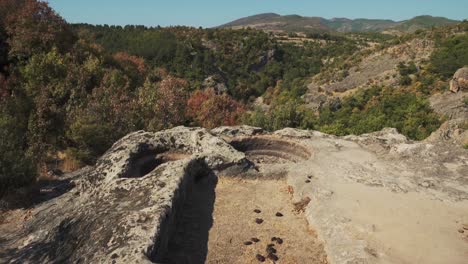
[220,13,460,33]
[72,24,361,100]
[0,0,466,196]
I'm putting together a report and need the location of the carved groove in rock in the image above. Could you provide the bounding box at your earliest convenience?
[146,159,215,263]
[123,149,190,178]
[228,136,312,163]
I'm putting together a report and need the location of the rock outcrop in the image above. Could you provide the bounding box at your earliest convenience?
[1,126,467,264]
[450,67,468,93]
[0,127,248,264]
[202,75,228,94]
[430,90,468,120]
[426,118,468,146]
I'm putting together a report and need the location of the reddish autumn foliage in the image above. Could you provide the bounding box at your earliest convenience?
[3,0,74,59]
[187,88,245,128]
[113,52,147,75]
[153,76,189,128]
[0,0,21,24]
[137,75,189,130]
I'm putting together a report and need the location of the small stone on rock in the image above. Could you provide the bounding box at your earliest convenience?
[256,254,266,262]
[276,238,283,244]
[255,218,264,224]
[251,238,260,243]
[276,212,283,217]
[244,241,253,245]
[254,209,261,214]
[267,253,279,261]
[266,246,277,254]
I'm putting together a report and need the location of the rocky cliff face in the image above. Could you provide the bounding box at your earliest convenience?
[1,126,467,264]
[450,67,468,93]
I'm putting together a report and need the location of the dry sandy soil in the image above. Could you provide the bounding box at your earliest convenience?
[162,175,327,264]
[206,177,327,264]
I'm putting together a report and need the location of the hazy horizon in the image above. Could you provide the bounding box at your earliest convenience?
[48,0,467,28]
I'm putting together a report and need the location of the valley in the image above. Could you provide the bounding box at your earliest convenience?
[0,1,467,263]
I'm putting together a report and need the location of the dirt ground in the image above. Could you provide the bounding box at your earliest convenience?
[205,177,327,264]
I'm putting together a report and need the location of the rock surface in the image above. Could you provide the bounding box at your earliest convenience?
[1,125,467,264]
[426,118,468,147]
[0,127,248,264]
[202,75,228,94]
[450,67,468,93]
[430,91,468,120]
[268,127,468,264]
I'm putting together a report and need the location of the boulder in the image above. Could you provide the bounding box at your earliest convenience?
[450,67,468,93]
[202,75,228,94]
[426,118,468,147]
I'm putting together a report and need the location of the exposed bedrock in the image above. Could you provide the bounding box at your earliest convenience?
[1,125,467,264]
[0,127,249,263]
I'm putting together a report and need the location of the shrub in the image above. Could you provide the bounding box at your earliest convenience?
[244,92,316,131]
[399,75,412,86]
[187,88,245,128]
[430,34,468,79]
[398,61,418,76]
[66,113,116,165]
[317,86,442,140]
[135,73,189,131]
[0,109,36,196]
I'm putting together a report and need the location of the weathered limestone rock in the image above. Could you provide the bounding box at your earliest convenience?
[1,125,467,264]
[211,125,264,137]
[427,118,468,147]
[268,127,468,264]
[430,90,468,120]
[202,75,228,94]
[0,127,248,264]
[450,67,468,93]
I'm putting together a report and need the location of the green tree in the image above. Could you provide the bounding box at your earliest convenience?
[430,34,468,78]
[4,0,75,60]
[137,74,189,131]
[0,101,36,196]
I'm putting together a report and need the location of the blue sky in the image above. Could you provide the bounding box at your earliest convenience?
[48,0,468,28]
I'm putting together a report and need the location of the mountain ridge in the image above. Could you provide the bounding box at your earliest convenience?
[219,13,460,33]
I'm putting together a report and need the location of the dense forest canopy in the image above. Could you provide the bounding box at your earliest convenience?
[71,23,361,100]
[0,0,466,196]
